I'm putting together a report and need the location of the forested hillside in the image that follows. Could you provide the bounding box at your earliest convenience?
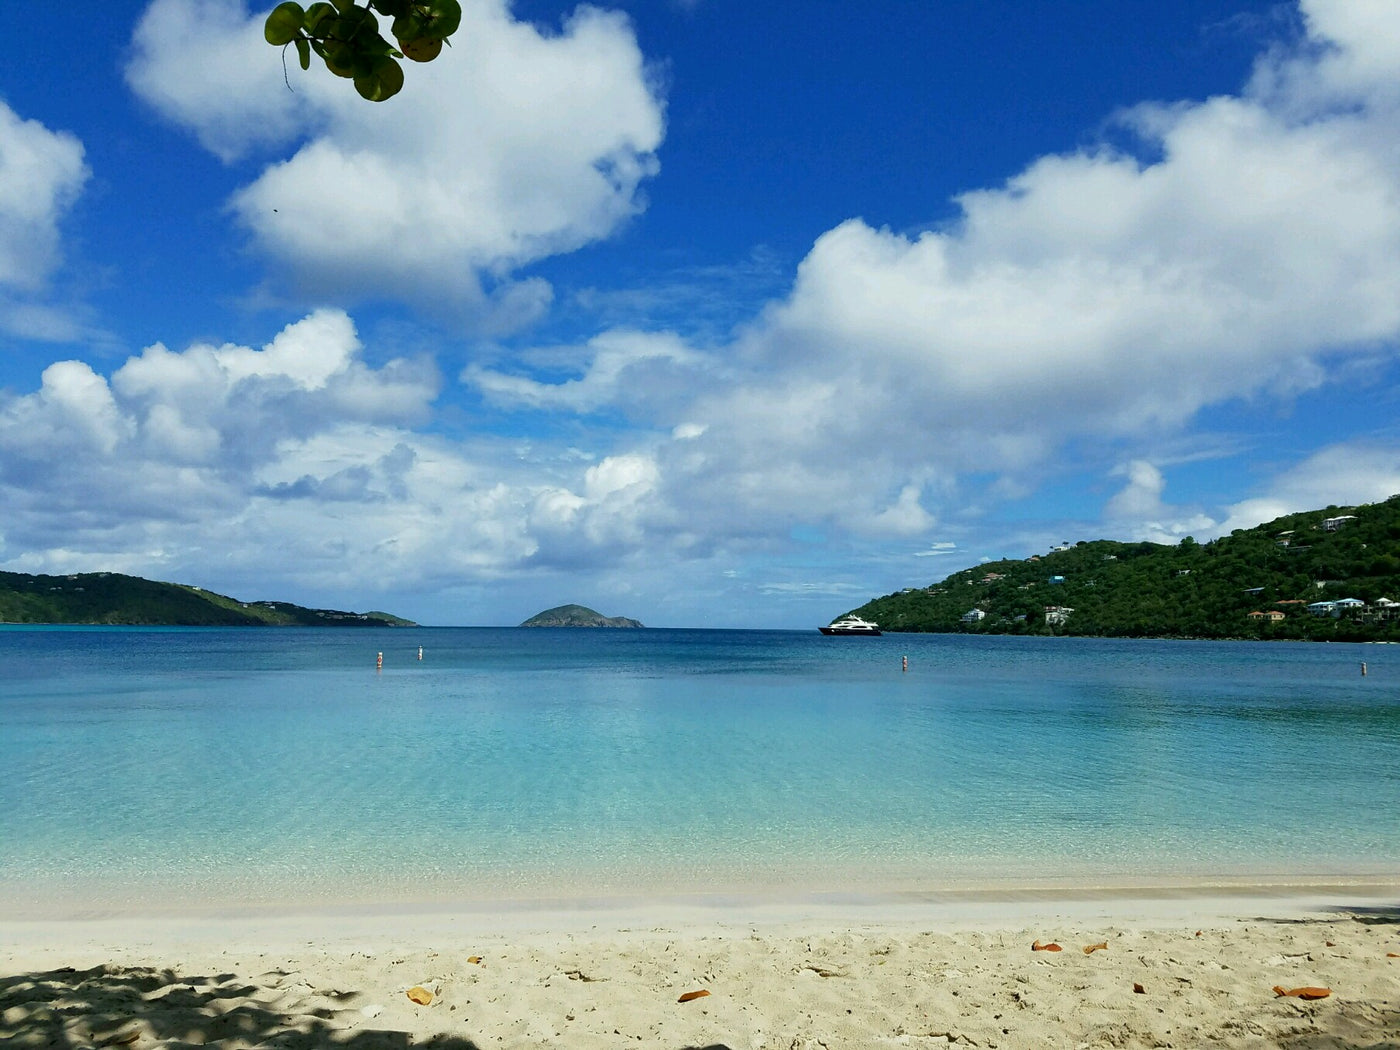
[847,495,1400,640]
[0,571,414,627]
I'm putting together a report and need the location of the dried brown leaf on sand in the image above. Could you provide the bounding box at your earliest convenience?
[1031,940,1063,952]
[677,989,710,1003]
[1272,986,1331,1000]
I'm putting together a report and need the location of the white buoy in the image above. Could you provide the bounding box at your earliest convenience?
[376,651,383,671]
[418,646,424,661]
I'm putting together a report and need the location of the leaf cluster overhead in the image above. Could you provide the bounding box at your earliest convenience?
[264,0,462,101]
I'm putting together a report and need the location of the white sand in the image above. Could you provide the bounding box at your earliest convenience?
[3,888,1398,1049]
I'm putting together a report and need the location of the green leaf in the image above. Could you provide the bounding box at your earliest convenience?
[398,36,442,62]
[319,41,357,77]
[331,0,354,12]
[304,2,335,33]
[391,12,424,41]
[264,2,306,46]
[295,35,311,70]
[419,0,461,40]
[334,6,377,43]
[354,55,404,101]
[372,0,410,17]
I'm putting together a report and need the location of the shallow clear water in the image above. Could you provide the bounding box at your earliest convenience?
[2,627,1398,907]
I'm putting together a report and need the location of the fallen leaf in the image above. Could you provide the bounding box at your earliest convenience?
[108,1030,141,1046]
[1272,986,1330,1000]
[1082,942,1108,955]
[1133,983,1145,994]
[1325,941,1335,947]
[1387,953,1399,958]
[468,956,482,964]
[1031,940,1062,952]
[678,990,710,1003]
[1194,931,1202,937]
[407,986,433,1005]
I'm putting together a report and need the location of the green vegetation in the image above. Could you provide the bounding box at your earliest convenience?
[844,495,1400,641]
[520,604,644,628]
[0,571,415,627]
[264,0,462,102]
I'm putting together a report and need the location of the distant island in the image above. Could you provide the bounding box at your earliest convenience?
[839,495,1400,642]
[0,571,415,627]
[520,604,644,628]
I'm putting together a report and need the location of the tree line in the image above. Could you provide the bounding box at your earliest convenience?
[846,495,1400,641]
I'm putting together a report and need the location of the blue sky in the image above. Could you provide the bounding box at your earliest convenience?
[2,0,1399,627]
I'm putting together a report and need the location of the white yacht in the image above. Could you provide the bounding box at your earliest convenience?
[819,616,882,635]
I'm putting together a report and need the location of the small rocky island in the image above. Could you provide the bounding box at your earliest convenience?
[519,604,644,628]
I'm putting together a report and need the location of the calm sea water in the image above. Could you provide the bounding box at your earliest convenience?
[2,626,1398,909]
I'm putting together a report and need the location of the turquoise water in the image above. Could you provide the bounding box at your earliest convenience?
[2,627,1398,908]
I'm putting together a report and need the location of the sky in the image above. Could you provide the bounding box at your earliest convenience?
[1,0,1399,628]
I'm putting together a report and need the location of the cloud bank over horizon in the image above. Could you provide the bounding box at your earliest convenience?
[2,0,1400,624]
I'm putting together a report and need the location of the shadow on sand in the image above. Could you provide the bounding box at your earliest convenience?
[0,964,484,1050]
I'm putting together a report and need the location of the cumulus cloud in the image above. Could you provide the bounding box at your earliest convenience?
[1214,443,1400,535]
[466,329,703,413]
[126,0,664,328]
[1103,460,1215,544]
[0,100,88,291]
[0,311,700,597]
[0,311,437,560]
[584,0,1400,543]
[12,1,1400,620]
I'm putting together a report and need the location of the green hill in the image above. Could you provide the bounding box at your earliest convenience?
[520,604,644,628]
[844,495,1400,641]
[0,571,415,627]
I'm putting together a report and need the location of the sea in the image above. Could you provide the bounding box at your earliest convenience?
[2,626,1398,913]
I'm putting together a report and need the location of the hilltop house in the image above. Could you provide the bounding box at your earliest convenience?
[961,608,987,624]
[1322,515,1357,531]
[1044,605,1073,627]
[1309,598,1367,617]
[1247,610,1286,622]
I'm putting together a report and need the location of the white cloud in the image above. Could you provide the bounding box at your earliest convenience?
[12,1,1400,623]
[914,542,957,558]
[126,0,665,328]
[466,329,702,412]
[0,311,695,597]
[0,100,88,291]
[0,311,438,546]
[1102,459,1215,544]
[445,0,1400,565]
[1105,460,1168,521]
[619,0,1400,539]
[1215,443,1400,535]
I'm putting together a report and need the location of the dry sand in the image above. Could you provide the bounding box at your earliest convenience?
[3,890,1398,1049]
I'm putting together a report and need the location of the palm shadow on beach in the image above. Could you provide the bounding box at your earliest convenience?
[0,964,485,1050]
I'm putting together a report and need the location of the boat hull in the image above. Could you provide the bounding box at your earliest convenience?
[819,626,882,635]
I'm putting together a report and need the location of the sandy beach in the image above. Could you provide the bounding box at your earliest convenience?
[4,887,1398,1049]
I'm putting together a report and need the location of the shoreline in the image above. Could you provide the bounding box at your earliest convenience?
[6,870,1400,923]
[6,874,1398,937]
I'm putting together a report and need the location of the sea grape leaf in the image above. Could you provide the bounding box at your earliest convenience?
[264,2,306,45]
